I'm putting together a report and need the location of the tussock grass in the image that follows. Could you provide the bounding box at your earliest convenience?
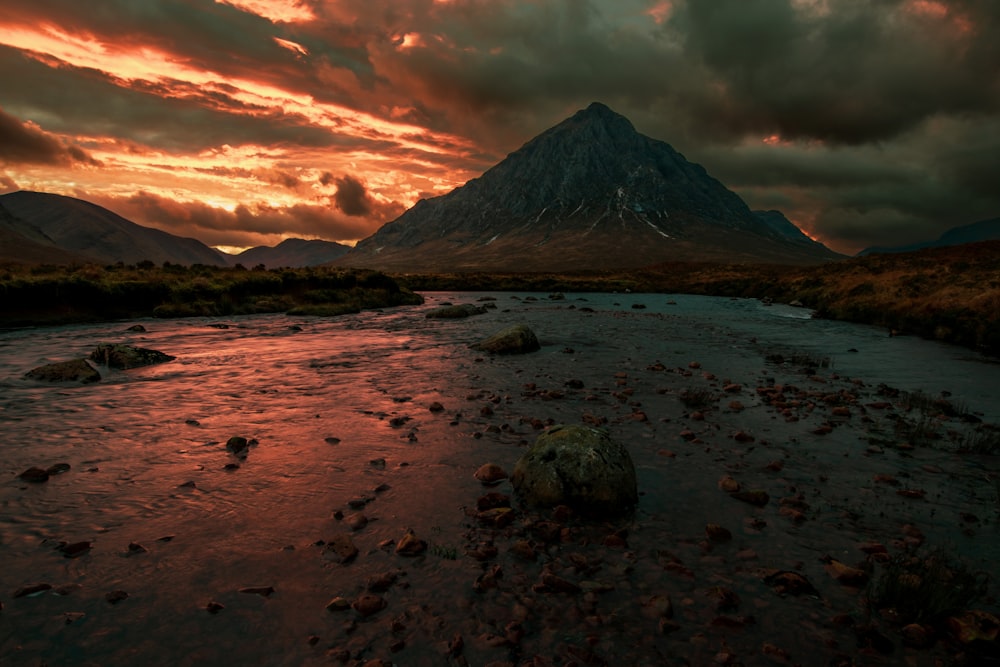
[0,263,422,326]
[867,548,989,624]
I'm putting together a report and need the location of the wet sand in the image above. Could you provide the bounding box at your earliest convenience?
[1,293,997,666]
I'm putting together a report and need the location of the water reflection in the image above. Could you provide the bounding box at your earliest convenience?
[1,293,997,665]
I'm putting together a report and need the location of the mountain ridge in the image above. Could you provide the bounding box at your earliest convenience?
[858,216,1000,256]
[340,102,843,272]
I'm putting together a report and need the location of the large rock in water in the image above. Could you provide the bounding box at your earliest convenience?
[89,344,175,369]
[24,358,101,384]
[470,324,540,354]
[512,425,638,516]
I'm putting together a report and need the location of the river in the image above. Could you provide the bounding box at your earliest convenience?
[1,293,997,666]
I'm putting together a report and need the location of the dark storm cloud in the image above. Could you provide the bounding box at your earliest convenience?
[0,107,99,166]
[87,190,384,247]
[2,0,998,253]
[331,174,373,216]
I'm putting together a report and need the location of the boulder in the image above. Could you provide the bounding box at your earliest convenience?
[89,344,175,369]
[511,424,637,516]
[24,358,101,384]
[425,304,487,319]
[470,324,540,355]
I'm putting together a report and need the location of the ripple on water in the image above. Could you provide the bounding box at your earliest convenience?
[1,296,998,664]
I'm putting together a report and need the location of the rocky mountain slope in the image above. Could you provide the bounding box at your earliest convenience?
[226,238,350,268]
[341,103,843,272]
[0,191,227,266]
[859,217,1000,256]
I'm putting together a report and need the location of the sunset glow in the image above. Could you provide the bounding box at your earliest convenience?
[1,0,997,255]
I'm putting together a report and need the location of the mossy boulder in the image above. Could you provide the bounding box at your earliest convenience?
[470,324,540,354]
[24,358,101,384]
[89,344,175,369]
[512,424,637,516]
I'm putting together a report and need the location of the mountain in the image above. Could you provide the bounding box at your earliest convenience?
[859,217,1000,256]
[340,102,843,272]
[0,190,227,266]
[227,238,351,268]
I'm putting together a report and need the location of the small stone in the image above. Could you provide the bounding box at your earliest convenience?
[476,492,511,511]
[428,402,445,412]
[19,467,50,483]
[59,541,93,558]
[730,489,769,507]
[323,535,359,564]
[824,559,869,586]
[705,524,732,542]
[901,623,934,648]
[366,571,399,592]
[127,542,148,554]
[477,507,516,528]
[352,593,386,617]
[326,597,352,612]
[206,600,225,613]
[226,436,250,456]
[474,463,508,485]
[105,590,129,604]
[14,583,52,598]
[238,586,275,597]
[46,463,71,476]
[345,513,368,531]
[717,476,741,493]
[395,530,427,556]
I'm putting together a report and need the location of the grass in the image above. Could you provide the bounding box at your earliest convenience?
[0,263,423,326]
[866,548,990,625]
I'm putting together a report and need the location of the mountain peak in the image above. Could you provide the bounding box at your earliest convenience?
[343,105,842,272]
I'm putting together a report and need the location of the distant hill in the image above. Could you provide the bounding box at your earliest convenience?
[340,102,843,273]
[227,238,351,268]
[858,217,1000,256]
[0,190,227,266]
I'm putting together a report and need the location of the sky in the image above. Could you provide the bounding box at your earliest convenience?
[0,0,998,255]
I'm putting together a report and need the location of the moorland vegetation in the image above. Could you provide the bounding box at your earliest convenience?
[0,261,423,326]
[2,242,997,357]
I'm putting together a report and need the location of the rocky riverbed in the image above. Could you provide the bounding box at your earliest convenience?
[1,293,998,666]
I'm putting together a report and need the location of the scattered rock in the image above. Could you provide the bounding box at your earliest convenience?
[59,541,93,558]
[428,401,445,412]
[226,436,251,456]
[469,324,540,355]
[89,343,175,369]
[18,467,50,483]
[730,489,770,507]
[24,358,101,384]
[824,558,868,586]
[511,424,637,517]
[206,600,224,614]
[326,596,352,612]
[705,524,732,542]
[238,586,275,597]
[474,463,508,485]
[323,535,359,564]
[105,590,129,604]
[395,529,427,556]
[14,583,52,598]
[352,593,386,617]
[425,304,487,319]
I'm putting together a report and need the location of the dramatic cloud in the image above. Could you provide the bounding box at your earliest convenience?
[0,0,997,254]
[0,107,99,166]
[330,174,373,217]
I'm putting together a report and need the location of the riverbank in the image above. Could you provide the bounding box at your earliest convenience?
[391,241,1000,356]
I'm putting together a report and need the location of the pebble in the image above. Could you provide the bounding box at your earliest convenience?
[352,593,386,617]
[323,535,358,564]
[19,467,50,483]
[395,529,427,556]
[474,463,508,484]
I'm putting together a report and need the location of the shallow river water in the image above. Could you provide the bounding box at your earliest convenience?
[1,293,998,666]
